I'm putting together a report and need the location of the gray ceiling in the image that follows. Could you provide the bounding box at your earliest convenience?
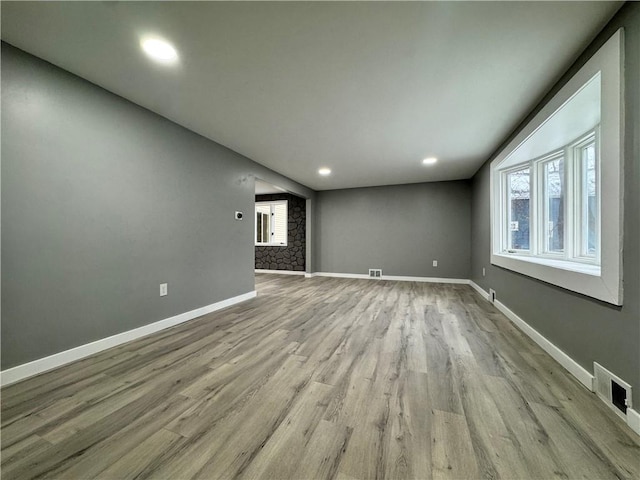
[1,1,621,191]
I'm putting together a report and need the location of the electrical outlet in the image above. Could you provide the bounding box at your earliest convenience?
[482,267,486,277]
[432,260,438,267]
[489,288,496,303]
[160,283,168,297]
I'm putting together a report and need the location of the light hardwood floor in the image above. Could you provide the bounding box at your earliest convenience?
[2,274,639,479]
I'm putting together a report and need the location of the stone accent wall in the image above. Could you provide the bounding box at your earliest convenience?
[255,193,306,271]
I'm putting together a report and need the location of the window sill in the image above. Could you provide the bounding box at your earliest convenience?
[491,251,620,305]
[496,253,600,276]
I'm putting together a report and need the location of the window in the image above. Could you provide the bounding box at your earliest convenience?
[256,205,270,244]
[578,138,598,258]
[498,132,597,262]
[255,201,287,246]
[507,167,531,251]
[542,154,564,254]
[490,29,623,305]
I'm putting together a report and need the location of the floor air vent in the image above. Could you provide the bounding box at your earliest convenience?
[594,362,632,419]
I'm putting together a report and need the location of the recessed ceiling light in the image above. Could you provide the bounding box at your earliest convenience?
[422,157,438,165]
[318,168,332,176]
[141,37,178,64]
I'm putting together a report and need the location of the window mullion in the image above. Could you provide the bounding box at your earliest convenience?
[566,146,575,260]
[538,158,545,255]
[502,171,509,252]
[595,128,602,264]
[504,172,510,252]
[532,160,540,256]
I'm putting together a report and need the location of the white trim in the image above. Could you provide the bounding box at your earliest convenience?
[313,272,370,280]
[255,269,305,276]
[312,272,469,284]
[3,276,637,437]
[627,408,640,436]
[382,275,468,284]
[469,281,639,437]
[469,281,491,301]
[0,290,257,387]
[493,253,600,276]
[493,299,594,391]
[490,29,624,306]
[255,200,288,246]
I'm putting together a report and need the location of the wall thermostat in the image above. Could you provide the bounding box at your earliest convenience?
[234,211,243,220]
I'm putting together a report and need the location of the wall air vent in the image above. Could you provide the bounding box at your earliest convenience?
[594,362,632,419]
[368,269,382,279]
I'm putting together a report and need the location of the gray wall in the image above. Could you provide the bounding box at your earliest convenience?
[471,2,640,394]
[255,193,306,271]
[316,182,470,278]
[1,43,314,370]
[306,198,316,274]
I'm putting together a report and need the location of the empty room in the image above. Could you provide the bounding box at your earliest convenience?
[1,1,639,479]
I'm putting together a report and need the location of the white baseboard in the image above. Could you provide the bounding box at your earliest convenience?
[469,280,491,301]
[255,269,305,276]
[313,272,370,279]
[492,299,595,391]
[4,275,636,436]
[312,272,468,284]
[0,290,257,387]
[627,408,640,436]
[468,280,593,390]
[384,275,469,284]
[467,280,639,436]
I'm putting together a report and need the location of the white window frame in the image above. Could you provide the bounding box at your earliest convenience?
[498,132,598,261]
[503,164,532,254]
[573,134,600,261]
[490,29,623,305]
[256,208,270,245]
[538,149,565,257]
[255,200,288,247]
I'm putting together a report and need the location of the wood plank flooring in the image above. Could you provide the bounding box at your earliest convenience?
[2,274,639,479]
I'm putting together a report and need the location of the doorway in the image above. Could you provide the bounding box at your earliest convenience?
[254,179,307,274]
